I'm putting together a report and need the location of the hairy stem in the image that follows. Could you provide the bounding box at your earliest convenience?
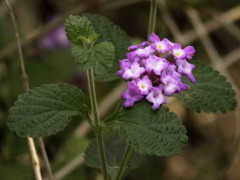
[87,68,108,180]
[148,0,158,36]
[115,145,135,180]
[5,1,53,179]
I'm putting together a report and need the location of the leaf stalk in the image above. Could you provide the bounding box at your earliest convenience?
[115,144,134,180]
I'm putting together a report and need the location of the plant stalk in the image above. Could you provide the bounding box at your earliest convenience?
[38,138,53,180]
[87,68,108,180]
[5,1,53,179]
[115,145,135,180]
[148,0,158,36]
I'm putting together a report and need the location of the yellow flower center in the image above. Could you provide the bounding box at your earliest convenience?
[141,84,146,89]
[175,51,182,56]
[158,44,163,49]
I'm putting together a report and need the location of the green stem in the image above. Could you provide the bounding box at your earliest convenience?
[96,129,109,180]
[87,68,108,180]
[87,68,100,124]
[115,145,134,180]
[148,0,158,36]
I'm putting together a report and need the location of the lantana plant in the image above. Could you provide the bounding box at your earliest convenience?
[7,0,237,180]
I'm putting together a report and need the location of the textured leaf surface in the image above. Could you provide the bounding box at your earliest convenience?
[65,15,97,45]
[84,14,130,81]
[116,101,188,156]
[8,84,87,137]
[175,62,237,113]
[72,42,115,75]
[84,133,144,179]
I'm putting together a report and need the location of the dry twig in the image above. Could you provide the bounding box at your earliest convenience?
[5,0,42,179]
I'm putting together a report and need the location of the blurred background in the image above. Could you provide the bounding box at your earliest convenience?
[0,0,240,179]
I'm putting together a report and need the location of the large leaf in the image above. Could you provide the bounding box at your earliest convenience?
[8,84,87,137]
[175,62,237,113]
[83,14,130,81]
[65,15,98,45]
[72,41,115,77]
[84,133,144,179]
[116,101,188,156]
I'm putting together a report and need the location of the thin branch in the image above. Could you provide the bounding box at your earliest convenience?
[5,0,42,179]
[186,8,225,69]
[182,5,240,45]
[223,46,240,67]
[27,138,42,180]
[53,153,84,180]
[158,0,185,43]
[209,10,240,42]
[186,7,239,82]
[0,0,16,18]
[38,138,53,180]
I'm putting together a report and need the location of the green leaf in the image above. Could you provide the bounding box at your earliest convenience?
[83,14,130,81]
[65,15,97,45]
[72,42,115,75]
[8,84,87,137]
[175,62,237,113]
[116,101,188,156]
[84,133,145,179]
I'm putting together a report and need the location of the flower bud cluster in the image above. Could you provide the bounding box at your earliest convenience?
[117,33,196,110]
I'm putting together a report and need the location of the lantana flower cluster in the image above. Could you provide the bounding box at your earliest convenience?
[117,33,196,110]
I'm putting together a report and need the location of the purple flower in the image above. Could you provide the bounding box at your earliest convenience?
[162,64,181,79]
[161,75,181,96]
[140,41,150,47]
[136,75,152,95]
[126,51,137,61]
[135,46,155,59]
[146,87,167,110]
[143,55,168,75]
[148,32,160,42]
[122,81,144,107]
[117,59,131,76]
[117,33,196,109]
[152,38,172,53]
[172,43,186,59]
[176,59,196,83]
[184,46,195,60]
[127,41,150,51]
[172,44,196,60]
[121,62,145,80]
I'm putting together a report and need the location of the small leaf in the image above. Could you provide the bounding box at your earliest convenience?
[116,101,188,157]
[83,14,130,81]
[65,15,97,45]
[72,42,115,74]
[175,62,237,113]
[8,84,87,137]
[84,133,145,179]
